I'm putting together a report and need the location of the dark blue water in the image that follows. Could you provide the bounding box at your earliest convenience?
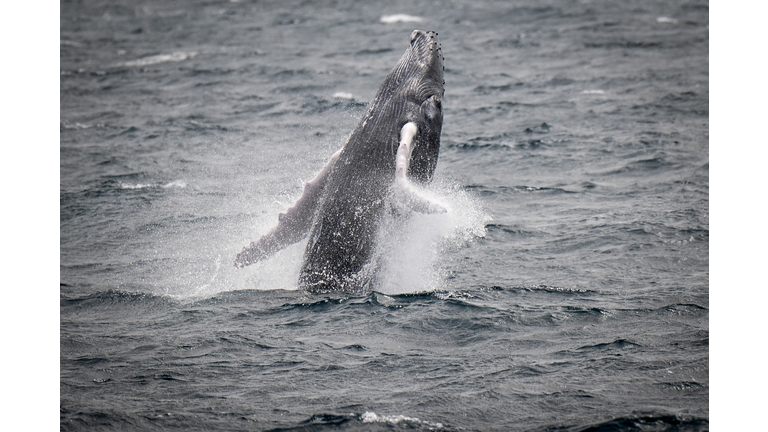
[60,0,708,430]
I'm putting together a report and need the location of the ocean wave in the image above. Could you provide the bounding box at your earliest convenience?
[380,14,423,24]
[576,338,642,351]
[332,92,355,100]
[659,381,703,391]
[463,184,577,195]
[602,154,676,176]
[473,83,519,93]
[60,120,99,130]
[448,136,564,151]
[559,413,708,432]
[658,303,708,315]
[504,284,595,296]
[450,141,514,150]
[361,411,444,429]
[120,51,197,67]
[119,180,187,190]
[60,289,174,309]
[484,224,540,237]
[657,16,680,24]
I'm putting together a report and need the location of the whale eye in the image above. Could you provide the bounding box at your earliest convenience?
[429,96,441,111]
[422,96,442,121]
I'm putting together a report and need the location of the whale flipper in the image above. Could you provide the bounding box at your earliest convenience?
[234,149,342,267]
[394,122,447,214]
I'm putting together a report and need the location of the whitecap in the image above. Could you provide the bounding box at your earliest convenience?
[162,180,187,189]
[656,16,679,24]
[360,411,443,428]
[60,40,83,47]
[121,51,197,67]
[119,180,186,190]
[119,183,155,190]
[380,14,423,24]
[332,92,355,100]
[581,89,605,95]
[60,121,92,130]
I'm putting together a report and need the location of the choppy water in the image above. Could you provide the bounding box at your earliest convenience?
[60,0,708,430]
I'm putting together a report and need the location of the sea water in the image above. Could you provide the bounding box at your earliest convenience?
[61,0,708,429]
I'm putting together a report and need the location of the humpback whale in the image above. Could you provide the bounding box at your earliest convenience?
[235,30,445,293]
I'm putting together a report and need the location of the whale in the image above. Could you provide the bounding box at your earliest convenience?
[235,30,445,294]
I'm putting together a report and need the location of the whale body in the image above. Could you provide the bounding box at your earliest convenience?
[235,30,445,293]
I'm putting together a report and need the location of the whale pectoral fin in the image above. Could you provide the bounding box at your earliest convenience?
[394,177,447,214]
[235,148,342,268]
[393,122,447,214]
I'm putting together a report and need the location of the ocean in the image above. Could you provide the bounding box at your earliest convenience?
[60,0,708,430]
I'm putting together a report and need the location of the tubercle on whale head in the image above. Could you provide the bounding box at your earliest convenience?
[406,30,444,99]
[353,30,445,183]
[375,30,444,106]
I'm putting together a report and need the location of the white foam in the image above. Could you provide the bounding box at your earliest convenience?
[121,51,197,67]
[165,177,487,299]
[60,40,83,47]
[374,177,490,295]
[332,92,355,100]
[60,121,92,130]
[380,14,423,24]
[162,180,187,189]
[119,180,187,190]
[656,16,679,24]
[361,411,443,428]
[581,89,605,95]
[119,182,155,190]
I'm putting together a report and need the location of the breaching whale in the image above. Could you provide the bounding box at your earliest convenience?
[235,30,445,293]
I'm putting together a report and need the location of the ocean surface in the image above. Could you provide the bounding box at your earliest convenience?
[60,0,709,430]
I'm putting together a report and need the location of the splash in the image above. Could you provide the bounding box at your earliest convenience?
[373,177,490,295]
[154,177,487,300]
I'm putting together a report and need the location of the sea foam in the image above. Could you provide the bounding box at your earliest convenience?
[380,14,423,24]
[121,51,197,67]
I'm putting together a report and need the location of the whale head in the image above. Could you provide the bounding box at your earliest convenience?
[400,30,444,183]
[361,30,445,183]
[400,29,445,101]
[393,30,444,183]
